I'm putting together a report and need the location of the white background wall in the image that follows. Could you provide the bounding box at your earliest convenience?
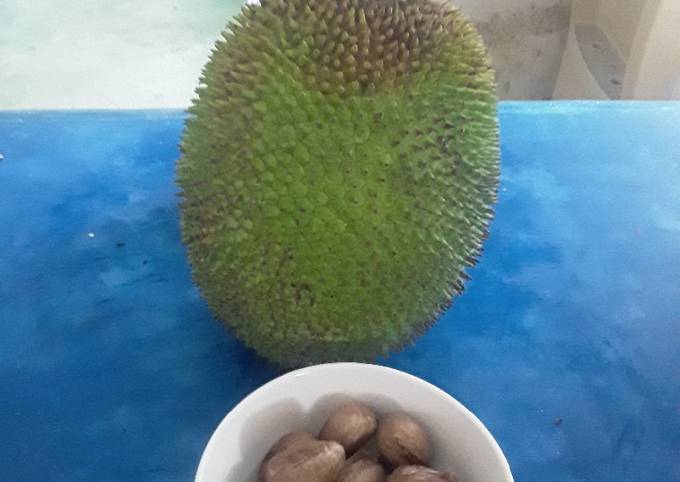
[0,0,242,109]
[454,0,572,99]
[622,0,680,99]
[673,77,680,100]
[1,0,575,109]
[596,0,646,60]
[557,0,680,100]
[1,0,576,109]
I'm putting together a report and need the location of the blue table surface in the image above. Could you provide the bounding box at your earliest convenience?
[1,102,679,481]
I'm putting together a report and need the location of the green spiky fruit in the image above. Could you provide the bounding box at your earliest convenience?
[178,0,499,367]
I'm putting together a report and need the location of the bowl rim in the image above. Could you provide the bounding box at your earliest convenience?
[195,362,513,481]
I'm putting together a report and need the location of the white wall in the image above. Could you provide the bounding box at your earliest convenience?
[597,0,647,60]
[556,0,680,99]
[572,0,599,23]
[553,24,608,99]
[622,0,680,99]
[672,77,680,100]
[453,0,572,99]
[0,0,574,109]
[0,0,243,109]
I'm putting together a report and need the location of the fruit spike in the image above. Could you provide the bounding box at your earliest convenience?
[178,0,499,367]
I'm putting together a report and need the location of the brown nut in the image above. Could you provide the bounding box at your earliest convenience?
[337,459,385,482]
[259,439,345,482]
[377,413,431,467]
[262,431,316,464]
[345,449,375,464]
[319,401,378,455]
[387,465,459,482]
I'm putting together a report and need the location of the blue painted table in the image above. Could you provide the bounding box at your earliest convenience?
[1,103,679,481]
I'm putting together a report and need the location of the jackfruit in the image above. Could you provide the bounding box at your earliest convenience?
[178,0,499,367]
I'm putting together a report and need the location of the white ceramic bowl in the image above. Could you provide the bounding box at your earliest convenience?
[195,363,513,482]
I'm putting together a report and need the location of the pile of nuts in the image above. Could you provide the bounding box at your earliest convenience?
[259,400,460,481]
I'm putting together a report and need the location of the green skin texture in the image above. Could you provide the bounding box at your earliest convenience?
[178,0,499,367]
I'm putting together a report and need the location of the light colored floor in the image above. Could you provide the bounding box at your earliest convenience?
[0,0,244,110]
